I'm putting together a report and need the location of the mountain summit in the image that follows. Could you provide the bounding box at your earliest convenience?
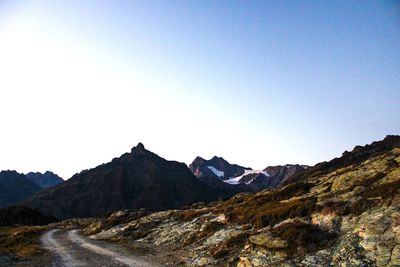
[25,171,64,188]
[23,143,224,219]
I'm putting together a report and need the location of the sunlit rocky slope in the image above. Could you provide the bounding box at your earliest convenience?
[82,136,400,266]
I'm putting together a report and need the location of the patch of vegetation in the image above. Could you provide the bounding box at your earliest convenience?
[220,184,317,229]
[0,226,47,258]
[175,207,211,221]
[316,199,349,216]
[210,232,249,259]
[352,171,386,188]
[349,198,380,216]
[271,220,336,256]
[362,179,400,201]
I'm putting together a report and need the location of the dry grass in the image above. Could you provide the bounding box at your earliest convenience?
[271,220,336,255]
[175,207,211,221]
[213,182,317,229]
[0,226,48,258]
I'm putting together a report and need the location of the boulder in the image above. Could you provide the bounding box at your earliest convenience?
[249,232,288,249]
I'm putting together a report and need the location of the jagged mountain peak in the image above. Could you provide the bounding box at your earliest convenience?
[131,142,145,152]
[211,155,225,161]
[25,171,64,189]
[0,170,19,175]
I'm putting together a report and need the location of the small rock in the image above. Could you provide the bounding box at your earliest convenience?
[196,257,213,266]
[249,232,288,249]
[389,244,400,266]
[110,210,127,218]
[237,257,252,267]
[353,186,366,194]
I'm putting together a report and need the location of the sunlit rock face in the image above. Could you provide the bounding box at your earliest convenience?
[82,136,400,266]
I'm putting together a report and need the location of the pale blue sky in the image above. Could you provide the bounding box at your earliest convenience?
[0,1,399,178]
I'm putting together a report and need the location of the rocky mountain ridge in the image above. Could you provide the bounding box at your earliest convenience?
[25,171,64,188]
[21,143,228,219]
[189,156,307,192]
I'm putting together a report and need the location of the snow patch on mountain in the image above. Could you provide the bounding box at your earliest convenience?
[224,170,269,185]
[207,166,224,177]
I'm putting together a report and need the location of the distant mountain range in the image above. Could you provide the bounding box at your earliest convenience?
[5,136,398,223]
[0,171,42,208]
[26,171,64,188]
[0,170,63,208]
[1,144,308,218]
[189,156,307,191]
[22,143,227,219]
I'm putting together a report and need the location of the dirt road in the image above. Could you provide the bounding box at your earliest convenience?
[41,229,157,267]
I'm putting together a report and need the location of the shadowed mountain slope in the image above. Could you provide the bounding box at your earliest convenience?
[26,171,64,188]
[0,171,42,208]
[22,143,225,219]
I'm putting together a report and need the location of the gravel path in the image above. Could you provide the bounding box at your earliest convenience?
[41,229,157,267]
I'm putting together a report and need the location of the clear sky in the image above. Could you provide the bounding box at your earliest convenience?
[0,1,399,179]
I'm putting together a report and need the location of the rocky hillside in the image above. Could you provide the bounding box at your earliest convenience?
[82,136,400,266]
[25,171,64,188]
[284,135,400,185]
[22,143,226,219]
[0,171,42,208]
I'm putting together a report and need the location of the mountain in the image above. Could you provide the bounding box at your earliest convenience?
[189,156,306,191]
[0,171,42,208]
[22,143,225,219]
[26,171,64,188]
[190,156,251,181]
[260,164,307,187]
[82,135,400,266]
[189,156,253,194]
